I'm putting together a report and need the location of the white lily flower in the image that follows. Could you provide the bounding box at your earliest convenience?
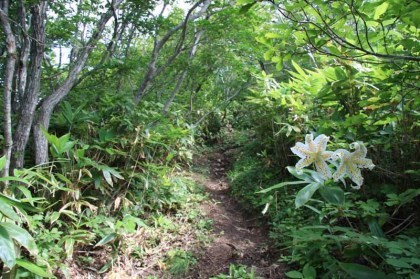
[291,134,334,179]
[332,142,375,188]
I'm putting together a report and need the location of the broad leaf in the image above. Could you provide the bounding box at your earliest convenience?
[236,0,255,4]
[285,270,303,278]
[295,183,322,208]
[102,170,113,186]
[98,259,114,273]
[1,222,38,255]
[302,264,316,278]
[65,238,75,259]
[0,225,16,268]
[16,259,55,278]
[319,186,345,206]
[386,258,412,269]
[291,60,306,77]
[239,2,256,14]
[339,262,388,279]
[0,193,38,213]
[287,166,315,182]
[95,232,118,247]
[374,2,389,20]
[367,219,385,238]
[0,200,21,222]
[0,176,29,184]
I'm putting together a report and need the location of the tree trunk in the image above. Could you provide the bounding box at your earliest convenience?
[0,0,17,182]
[11,1,47,169]
[33,104,54,165]
[14,0,30,112]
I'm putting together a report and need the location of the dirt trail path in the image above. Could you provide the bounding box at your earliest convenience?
[189,149,286,278]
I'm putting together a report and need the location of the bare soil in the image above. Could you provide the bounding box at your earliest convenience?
[188,149,286,278]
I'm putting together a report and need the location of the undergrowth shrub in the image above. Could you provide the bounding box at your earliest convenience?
[228,130,420,278]
[229,142,280,210]
[1,93,204,276]
[224,57,420,278]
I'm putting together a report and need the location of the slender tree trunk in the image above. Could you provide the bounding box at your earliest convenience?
[33,105,54,165]
[163,70,188,115]
[0,0,17,183]
[134,49,158,103]
[14,0,30,112]
[134,0,212,103]
[162,29,204,115]
[11,1,47,169]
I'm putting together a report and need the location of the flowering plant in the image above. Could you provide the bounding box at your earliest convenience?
[259,134,375,208]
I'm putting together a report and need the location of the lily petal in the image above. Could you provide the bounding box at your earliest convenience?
[296,156,315,170]
[333,162,347,181]
[291,142,312,158]
[314,134,329,151]
[315,159,332,179]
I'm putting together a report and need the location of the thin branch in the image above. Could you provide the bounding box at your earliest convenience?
[268,0,420,62]
[347,0,363,49]
[350,0,375,53]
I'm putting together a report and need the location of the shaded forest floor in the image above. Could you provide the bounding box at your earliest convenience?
[187,148,286,278]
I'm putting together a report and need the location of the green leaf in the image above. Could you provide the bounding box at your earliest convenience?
[0,155,6,171]
[236,0,255,5]
[0,176,29,184]
[0,199,21,222]
[367,220,385,238]
[291,60,306,77]
[166,152,175,162]
[265,32,281,39]
[295,183,322,208]
[16,259,55,278]
[386,258,412,269]
[0,225,16,268]
[319,186,345,206]
[98,165,124,180]
[303,204,321,214]
[239,2,256,14]
[98,259,114,273]
[1,222,38,255]
[102,170,113,186]
[257,180,308,194]
[339,262,388,279]
[327,46,342,56]
[0,193,39,213]
[287,167,315,182]
[65,238,75,259]
[42,128,75,157]
[47,211,61,225]
[285,270,303,278]
[95,232,118,247]
[374,2,389,20]
[264,49,273,61]
[303,264,316,278]
[16,185,35,205]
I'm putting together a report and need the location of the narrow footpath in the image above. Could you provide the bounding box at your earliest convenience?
[189,149,286,278]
